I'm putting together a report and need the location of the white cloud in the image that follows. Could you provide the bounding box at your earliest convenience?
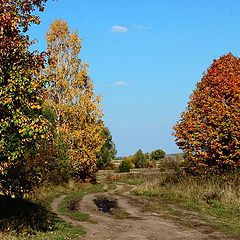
[112,81,128,87]
[111,25,128,33]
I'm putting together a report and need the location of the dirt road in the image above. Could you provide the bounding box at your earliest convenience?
[51,182,234,240]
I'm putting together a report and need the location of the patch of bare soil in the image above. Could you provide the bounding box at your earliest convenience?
[51,184,235,240]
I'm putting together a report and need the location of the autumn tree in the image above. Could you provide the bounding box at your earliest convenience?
[96,126,117,170]
[173,53,240,173]
[0,0,49,196]
[45,19,105,182]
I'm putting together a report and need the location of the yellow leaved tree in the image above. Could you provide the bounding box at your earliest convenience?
[45,19,105,182]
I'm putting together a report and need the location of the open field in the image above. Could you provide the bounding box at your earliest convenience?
[117,169,240,238]
[1,169,239,239]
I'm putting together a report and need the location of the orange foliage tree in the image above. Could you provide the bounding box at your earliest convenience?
[173,53,240,173]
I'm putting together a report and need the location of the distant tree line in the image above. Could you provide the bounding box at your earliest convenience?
[118,149,165,172]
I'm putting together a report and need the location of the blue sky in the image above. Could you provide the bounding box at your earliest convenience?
[30,0,240,156]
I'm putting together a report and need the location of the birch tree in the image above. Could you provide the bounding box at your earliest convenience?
[45,19,105,181]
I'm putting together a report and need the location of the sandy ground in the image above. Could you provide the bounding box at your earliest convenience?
[51,183,235,240]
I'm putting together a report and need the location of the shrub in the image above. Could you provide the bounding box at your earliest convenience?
[147,160,157,168]
[159,155,185,172]
[118,158,134,173]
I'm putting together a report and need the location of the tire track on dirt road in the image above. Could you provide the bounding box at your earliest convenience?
[51,182,235,240]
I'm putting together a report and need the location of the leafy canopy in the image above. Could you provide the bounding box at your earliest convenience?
[45,19,105,182]
[174,53,240,173]
[96,126,117,170]
[0,0,49,196]
[150,149,166,161]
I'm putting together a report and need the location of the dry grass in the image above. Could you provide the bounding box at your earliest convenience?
[30,180,92,205]
[0,232,16,240]
[136,173,240,208]
[134,170,240,237]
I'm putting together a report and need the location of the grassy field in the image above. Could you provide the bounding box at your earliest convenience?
[118,169,240,238]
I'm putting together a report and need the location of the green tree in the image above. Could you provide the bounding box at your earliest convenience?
[0,0,49,196]
[150,149,166,161]
[173,53,240,173]
[39,107,70,185]
[134,149,147,168]
[96,126,117,170]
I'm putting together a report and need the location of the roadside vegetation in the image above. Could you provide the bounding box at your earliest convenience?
[113,166,240,238]
[0,182,108,239]
[0,183,81,239]
[0,221,84,240]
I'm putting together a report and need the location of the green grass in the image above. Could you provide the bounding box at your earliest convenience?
[119,176,144,185]
[58,184,103,221]
[18,218,85,240]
